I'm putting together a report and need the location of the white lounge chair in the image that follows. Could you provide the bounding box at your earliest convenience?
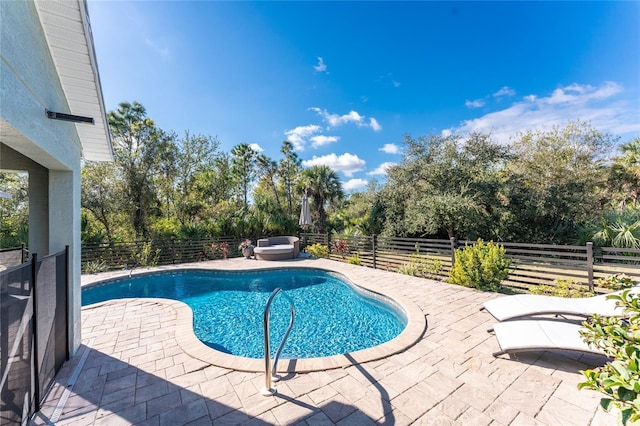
[491,319,607,357]
[481,290,632,322]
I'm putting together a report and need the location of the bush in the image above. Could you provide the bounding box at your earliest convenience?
[597,273,638,291]
[332,239,350,259]
[133,241,161,267]
[398,254,443,279]
[447,239,510,291]
[530,278,594,298]
[397,262,421,277]
[347,253,362,265]
[306,243,329,258]
[83,259,108,274]
[579,289,640,424]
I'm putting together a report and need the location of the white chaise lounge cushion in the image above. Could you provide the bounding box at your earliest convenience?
[482,291,626,322]
[253,244,294,255]
[492,320,606,357]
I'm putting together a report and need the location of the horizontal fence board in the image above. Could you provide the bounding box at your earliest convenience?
[599,254,640,263]
[595,262,640,270]
[505,255,588,267]
[500,242,586,250]
[505,248,587,259]
[601,247,640,255]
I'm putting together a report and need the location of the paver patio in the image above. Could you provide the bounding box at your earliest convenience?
[32,258,616,425]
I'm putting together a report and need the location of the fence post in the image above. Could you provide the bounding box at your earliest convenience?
[326,233,331,255]
[65,245,70,360]
[450,237,457,267]
[21,243,25,263]
[31,253,41,410]
[586,242,594,291]
[372,234,377,269]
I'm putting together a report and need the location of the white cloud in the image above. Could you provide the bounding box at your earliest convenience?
[314,57,327,73]
[302,153,366,177]
[284,124,321,151]
[493,86,516,97]
[310,135,339,148]
[465,99,485,108]
[143,36,171,59]
[393,80,401,88]
[368,162,396,176]
[343,178,368,191]
[379,143,400,154]
[249,143,263,152]
[545,82,622,105]
[309,107,382,131]
[447,82,639,143]
[369,118,382,132]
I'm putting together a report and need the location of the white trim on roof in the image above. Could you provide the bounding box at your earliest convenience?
[34,0,113,162]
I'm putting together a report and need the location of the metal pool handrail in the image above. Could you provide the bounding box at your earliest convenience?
[260,287,295,396]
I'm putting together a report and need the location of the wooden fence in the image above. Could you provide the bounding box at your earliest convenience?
[80,234,640,294]
[81,237,245,273]
[299,233,640,294]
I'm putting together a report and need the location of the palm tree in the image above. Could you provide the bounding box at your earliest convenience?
[610,138,640,207]
[230,143,257,209]
[279,141,302,216]
[302,165,344,233]
[108,101,176,238]
[257,154,280,207]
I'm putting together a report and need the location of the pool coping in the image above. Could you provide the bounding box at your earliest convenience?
[81,259,427,373]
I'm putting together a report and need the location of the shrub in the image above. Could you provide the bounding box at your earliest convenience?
[398,254,443,279]
[530,278,594,298]
[209,241,230,259]
[306,243,329,258]
[579,289,640,425]
[83,259,108,274]
[397,262,421,276]
[447,239,510,291]
[347,253,362,265]
[597,273,638,291]
[150,218,181,239]
[332,239,350,259]
[133,241,160,267]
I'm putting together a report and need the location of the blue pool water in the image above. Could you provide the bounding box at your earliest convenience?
[82,268,406,359]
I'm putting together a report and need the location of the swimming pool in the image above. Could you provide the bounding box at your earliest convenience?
[82,268,407,359]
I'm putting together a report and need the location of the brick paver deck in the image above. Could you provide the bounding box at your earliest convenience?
[33,258,616,425]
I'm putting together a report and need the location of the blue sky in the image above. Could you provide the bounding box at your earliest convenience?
[88,1,640,191]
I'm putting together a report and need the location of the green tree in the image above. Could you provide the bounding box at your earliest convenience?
[342,180,385,235]
[302,165,345,233]
[199,154,234,207]
[505,120,615,242]
[108,101,176,238]
[0,171,28,247]
[81,161,121,240]
[606,137,640,208]
[172,132,221,225]
[381,132,509,239]
[257,154,281,207]
[278,140,302,216]
[230,143,257,209]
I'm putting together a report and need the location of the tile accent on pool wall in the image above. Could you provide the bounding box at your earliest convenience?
[81,259,427,372]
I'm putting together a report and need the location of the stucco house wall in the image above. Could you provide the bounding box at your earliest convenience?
[0,0,112,355]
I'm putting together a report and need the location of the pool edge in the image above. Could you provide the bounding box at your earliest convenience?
[81,258,428,373]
